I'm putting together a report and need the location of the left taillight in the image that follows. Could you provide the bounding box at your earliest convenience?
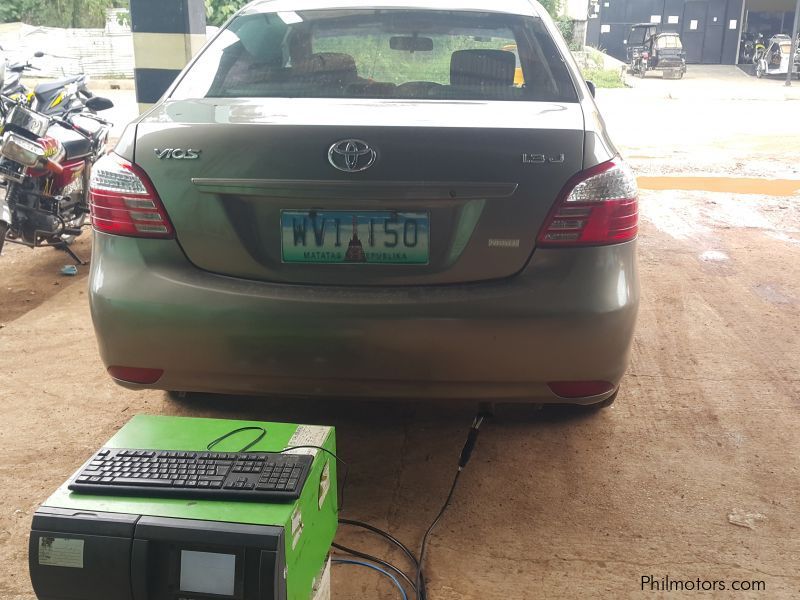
[89,153,174,238]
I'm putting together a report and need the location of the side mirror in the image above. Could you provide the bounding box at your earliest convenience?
[586,80,596,98]
[34,51,45,58]
[85,96,114,112]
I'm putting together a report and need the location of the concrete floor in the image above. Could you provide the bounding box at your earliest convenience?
[1,75,799,599]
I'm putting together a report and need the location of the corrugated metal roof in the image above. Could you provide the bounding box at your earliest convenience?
[0,20,135,79]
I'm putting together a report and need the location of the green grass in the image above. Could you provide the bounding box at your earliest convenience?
[315,34,514,84]
[581,67,626,88]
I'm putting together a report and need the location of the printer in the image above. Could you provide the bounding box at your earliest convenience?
[29,415,337,600]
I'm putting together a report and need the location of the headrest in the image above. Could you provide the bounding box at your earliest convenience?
[450,49,516,87]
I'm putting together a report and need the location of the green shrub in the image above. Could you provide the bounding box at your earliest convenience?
[581,67,626,88]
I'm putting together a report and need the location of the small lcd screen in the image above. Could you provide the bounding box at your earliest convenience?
[180,550,236,596]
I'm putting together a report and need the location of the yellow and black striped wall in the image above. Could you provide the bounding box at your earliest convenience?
[130,0,207,112]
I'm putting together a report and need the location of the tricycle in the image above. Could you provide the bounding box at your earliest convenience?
[755,34,800,79]
[626,24,687,79]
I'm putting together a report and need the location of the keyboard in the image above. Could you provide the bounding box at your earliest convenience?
[68,448,313,502]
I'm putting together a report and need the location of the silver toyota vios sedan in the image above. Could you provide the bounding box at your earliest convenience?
[88,0,639,406]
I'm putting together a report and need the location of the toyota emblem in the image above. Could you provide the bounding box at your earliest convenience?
[328,139,377,173]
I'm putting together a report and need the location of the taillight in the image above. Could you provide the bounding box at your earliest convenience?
[537,158,638,247]
[89,153,174,238]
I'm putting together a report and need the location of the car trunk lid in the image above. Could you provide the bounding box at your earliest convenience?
[134,97,584,285]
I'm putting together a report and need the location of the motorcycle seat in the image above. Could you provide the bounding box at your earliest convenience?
[34,75,84,96]
[48,123,92,160]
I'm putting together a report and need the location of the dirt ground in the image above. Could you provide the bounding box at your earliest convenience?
[1,68,799,599]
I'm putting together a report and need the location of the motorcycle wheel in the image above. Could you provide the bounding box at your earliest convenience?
[756,62,764,78]
[59,163,91,245]
[638,67,646,79]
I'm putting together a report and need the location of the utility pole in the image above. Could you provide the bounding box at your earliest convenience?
[129,0,207,112]
[787,0,800,86]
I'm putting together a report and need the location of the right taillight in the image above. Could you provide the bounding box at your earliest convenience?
[537,158,638,247]
[89,152,174,238]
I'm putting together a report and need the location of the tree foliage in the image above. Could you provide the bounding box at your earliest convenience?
[0,0,128,28]
[538,0,562,20]
[202,0,568,28]
[205,0,248,27]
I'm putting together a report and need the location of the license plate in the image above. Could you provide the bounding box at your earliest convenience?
[281,210,429,264]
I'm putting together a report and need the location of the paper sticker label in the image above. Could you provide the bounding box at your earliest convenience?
[285,425,330,457]
[318,460,331,509]
[39,537,84,568]
[311,557,331,600]
[668,15,679,24]
[290,506,304,550]
[690,20,698,30]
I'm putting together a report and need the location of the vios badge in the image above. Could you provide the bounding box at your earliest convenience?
[328,139,376,172]
[155,148,201,160]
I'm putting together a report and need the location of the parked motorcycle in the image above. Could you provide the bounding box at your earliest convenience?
[0,48,96,117]
[752,34,766,65]
[1,50,45,104]
[739,32,755,63]
[0,95,113,261]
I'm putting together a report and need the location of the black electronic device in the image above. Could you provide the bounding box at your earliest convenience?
[29,508,288,600]
[68,448,313,502]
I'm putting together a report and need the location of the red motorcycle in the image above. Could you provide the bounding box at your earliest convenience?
[0,96,112,262]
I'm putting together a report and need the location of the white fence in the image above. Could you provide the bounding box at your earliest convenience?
[0,10,135,79]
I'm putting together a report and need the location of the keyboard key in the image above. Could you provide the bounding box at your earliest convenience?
[112,477,173,486]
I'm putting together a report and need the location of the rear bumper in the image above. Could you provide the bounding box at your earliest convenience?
[89,233,639,403]
[656,61,685,70]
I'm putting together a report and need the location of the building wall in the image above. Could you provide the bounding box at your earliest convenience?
[587,0,745,64]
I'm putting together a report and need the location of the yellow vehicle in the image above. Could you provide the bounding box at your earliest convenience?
[501,43,525,86]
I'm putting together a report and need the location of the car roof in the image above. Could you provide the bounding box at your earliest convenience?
[242,0,541,17]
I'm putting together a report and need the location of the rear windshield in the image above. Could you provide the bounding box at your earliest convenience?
[171,9,578,102]
[656,36,682,50]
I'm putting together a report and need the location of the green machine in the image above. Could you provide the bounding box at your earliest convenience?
[29,415,337,600]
